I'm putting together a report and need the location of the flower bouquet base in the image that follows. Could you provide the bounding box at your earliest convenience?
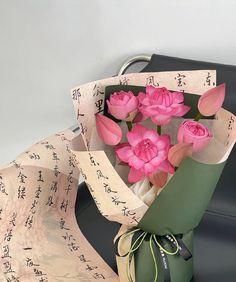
[134,231,193,282]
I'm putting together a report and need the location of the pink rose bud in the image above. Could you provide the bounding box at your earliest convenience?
[138,86,190,125]
[107,91,138,120]
[177,120,213,152]
[198,83,225,116]
[95,113,122,145]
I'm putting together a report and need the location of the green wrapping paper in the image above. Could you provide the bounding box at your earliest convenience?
[138,157,225,235]
[132,156,224,281]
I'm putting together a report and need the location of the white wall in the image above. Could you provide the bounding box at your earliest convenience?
[1,0,236,165]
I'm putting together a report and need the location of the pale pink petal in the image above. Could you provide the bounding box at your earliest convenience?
[149,171,168,188]
[151,114,172,125]
[128,155,145,170]
[160,134,171,148]
[146,85,158,96]
[171,104,191,117]
[127,124,147,146]
[168,143,193,167]
[138,92,151,106]
[155,140,167,150]
[155,135,171,152]
[128,167,145,183]
[158,159,175,174]
[198,83,226,116]
[143,129,159,143]
[116,144,134,163]
[155,105,173,114]
[139,105,159,117]
[149,156,163,167]
[143,163,155,175]
[107,102,128,120]
[125,95,139,112]
[172,91,184,103]
[95,114,122,145]
[157,150,169,160]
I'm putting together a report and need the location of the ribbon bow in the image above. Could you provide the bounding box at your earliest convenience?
[115,228,192,282]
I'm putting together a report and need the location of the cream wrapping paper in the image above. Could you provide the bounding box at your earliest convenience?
[0,129,118,282]
[70,71,236,282]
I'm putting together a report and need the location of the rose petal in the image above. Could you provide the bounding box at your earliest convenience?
[143,129,159,143]
[168,142,193,167]
[116,144,134,163]
[172,91,184,103]
[139,105,160,117]
[149,171,168,188]
[125,95,138,112]
[151,114,172,125]
[128,167,145,183]
[158,159,175,174]
[146,85,158,96]
[127,124,147,146]
[149,156,164,167]
[171,104,191,117]
[128,155,145,170]
[107,102,128,120]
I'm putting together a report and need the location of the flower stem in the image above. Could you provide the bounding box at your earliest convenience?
[194,112,203,121]
[126,121,132,131]
[157,125,161,135]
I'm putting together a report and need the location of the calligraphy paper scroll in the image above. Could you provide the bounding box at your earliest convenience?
[0,129,118,282]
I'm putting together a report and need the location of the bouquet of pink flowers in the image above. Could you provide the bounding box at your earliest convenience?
[71,71,236,282]
[95,84,224,195]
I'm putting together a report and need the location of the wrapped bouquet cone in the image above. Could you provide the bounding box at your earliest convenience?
[70,70,236,281]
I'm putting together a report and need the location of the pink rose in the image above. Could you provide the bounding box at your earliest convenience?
[177,120,213,152]
[107,91,138,120]
[115,124,174,183]
[138,86,190,125]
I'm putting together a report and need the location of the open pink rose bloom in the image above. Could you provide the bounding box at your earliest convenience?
[115,124,174,182]
[178,120,213,152]
[107,90,138,120]
[138,86,190,125]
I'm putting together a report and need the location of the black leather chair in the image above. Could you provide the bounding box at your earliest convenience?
[75,54,236,282]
